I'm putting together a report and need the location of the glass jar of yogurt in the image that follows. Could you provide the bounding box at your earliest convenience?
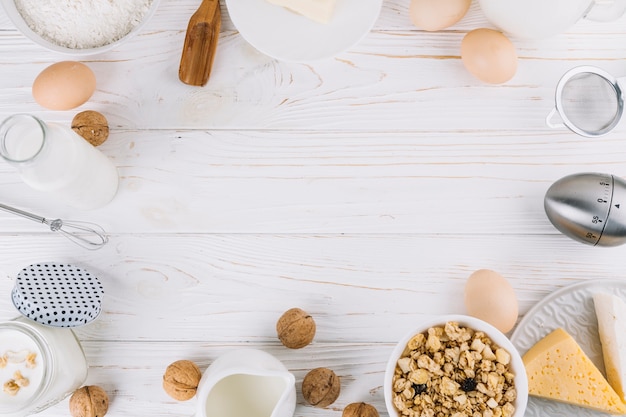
[0,317,88,417]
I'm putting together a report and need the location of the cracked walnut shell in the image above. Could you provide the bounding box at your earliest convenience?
[276,308,316,349]
[69,385,109,417]
[163,360,202,401]
[71,110,109,146]
[343,402,379,417]
[302,367,340,407]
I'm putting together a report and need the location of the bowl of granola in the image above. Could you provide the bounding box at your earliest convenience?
[384,315,528,417]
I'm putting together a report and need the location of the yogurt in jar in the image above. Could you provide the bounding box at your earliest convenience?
[0,318,88,417]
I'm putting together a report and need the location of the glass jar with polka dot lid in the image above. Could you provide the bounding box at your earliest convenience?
[0,317,88,416]
[0,262,103,416]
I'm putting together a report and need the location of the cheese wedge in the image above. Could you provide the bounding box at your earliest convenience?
[523,327,626,415]
[594,292,626,401]
[266,0,337,24]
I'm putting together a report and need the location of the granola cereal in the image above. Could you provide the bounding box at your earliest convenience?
[391,321,517,417]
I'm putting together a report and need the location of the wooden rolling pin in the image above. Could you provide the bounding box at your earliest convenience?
[179,0,221,86]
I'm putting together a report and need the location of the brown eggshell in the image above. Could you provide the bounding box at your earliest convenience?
[32,61,96,110]
[464,269,519,333]
[461,29,518,84]
[410,0,471,31]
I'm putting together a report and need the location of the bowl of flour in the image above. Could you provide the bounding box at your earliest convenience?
[2,0,160,55]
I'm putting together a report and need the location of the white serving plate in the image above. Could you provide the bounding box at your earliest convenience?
[510,279,626,417]
[225,0,383,62]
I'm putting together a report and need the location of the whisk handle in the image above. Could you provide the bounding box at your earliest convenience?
[0,203,46,224]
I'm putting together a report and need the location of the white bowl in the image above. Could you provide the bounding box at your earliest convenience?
[384,314,528,417]
[1,0,161,56]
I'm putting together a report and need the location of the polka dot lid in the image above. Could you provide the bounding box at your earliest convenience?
[11,263,104,327]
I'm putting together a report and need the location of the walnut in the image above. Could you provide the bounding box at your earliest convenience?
[343,402,379,417]
[13,371,29,387]
[69,385,109,417]
[3,380,19,396]
[25,352,37,369]
[302,367,340,407]
[276,308,316,349]
[71,110,109,146]
[162,360,202,401]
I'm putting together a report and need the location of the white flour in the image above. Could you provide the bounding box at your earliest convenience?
[14,0,154,49]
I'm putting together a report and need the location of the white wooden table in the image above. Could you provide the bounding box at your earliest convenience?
[1,1,626,416]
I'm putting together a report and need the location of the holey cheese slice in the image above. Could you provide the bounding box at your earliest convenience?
[594,292,626,401]
[266,0,337,24]
[523,328,626,415]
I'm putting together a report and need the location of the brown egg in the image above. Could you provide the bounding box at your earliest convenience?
[409,0,471,31]
[32,61,96,110]
[464,269,519,333]
[461,28,518,84]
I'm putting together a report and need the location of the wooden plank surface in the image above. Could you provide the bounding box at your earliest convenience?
[1,0,626,416]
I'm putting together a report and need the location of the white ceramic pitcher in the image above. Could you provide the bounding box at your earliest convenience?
[479,0,626,39]
[196,349,296,417]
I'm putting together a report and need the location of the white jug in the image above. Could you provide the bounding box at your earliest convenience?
[196,349,296,417]
[479,0,626,39]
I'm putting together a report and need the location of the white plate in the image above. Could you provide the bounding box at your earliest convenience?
[510,279,626,417]
[225,0,383,62]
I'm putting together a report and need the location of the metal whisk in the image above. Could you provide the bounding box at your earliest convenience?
[0,203,109,250]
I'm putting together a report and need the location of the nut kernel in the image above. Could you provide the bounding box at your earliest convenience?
[3,380,19,396]
[13,371,29,388]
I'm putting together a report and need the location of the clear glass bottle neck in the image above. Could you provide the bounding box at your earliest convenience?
[0,114,47,165]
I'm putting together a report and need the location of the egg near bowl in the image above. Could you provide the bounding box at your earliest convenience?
[409,0,471,31]
[384,315,528,417]
[464,269,519,333]
[461,28,518,84]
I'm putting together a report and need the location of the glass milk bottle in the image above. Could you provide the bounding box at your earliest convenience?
[0,317,88,417]
[0,114,118,210]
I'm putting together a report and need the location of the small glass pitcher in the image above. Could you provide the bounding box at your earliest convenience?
[0,114,118,210]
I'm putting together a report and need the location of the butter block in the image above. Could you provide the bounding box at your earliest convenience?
[523,327,626,415]
[266,0,337,24]
[594,292,626,401]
